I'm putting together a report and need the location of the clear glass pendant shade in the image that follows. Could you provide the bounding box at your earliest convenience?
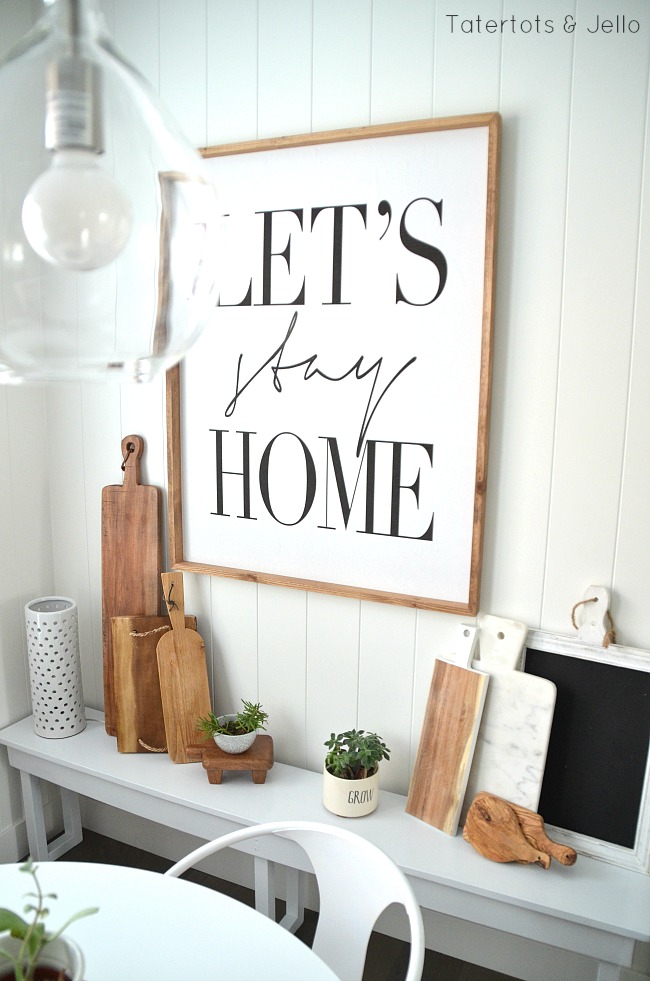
[0,0,220,383]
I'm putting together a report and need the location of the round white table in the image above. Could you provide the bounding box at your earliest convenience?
[0,861,338,980]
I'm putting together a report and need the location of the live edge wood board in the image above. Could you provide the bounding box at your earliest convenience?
[166,113,501,614]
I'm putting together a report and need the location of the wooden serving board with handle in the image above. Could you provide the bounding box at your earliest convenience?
[102,435,162,736]
[112,613,197,754]
[463,791,577,868]
[406,625,489,835]
[156,571,212,763]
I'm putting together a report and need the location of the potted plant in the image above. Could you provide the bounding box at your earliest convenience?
[0,861,97,981]
[197,700,269,754]
[323,729,391,817]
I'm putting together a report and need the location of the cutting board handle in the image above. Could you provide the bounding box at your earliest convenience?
[445,624,479,668]
[161,570,187,635]
[121,435,144,489]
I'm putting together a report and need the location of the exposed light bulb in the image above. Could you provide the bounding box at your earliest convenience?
[0,0,220,383]
[22,148,132,271]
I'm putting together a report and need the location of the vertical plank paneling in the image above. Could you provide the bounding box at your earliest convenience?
[312,0,372,131]
[206,577,259,717]
[258,584,308,767]
[44,385,99,707]
[6,390,53,606]
[112,0,160,91]
[0,391,20,725]
[542,3,649,631]
[119,380,168,494]
[0,389,44,724]
[257,0,313,138]
[159,0,208,147]
[305,592,360,772]
[358,601,417,794]
[612,82,650,647]
[0,0,46,852]
[371,0,435,124]
[480,1,575,626]
[432,1,503,115]
[78,383,122,707]
[206,0,259,145]
[0,393,40,851]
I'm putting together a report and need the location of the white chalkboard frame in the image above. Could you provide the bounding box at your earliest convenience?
[524,629,650,874]
[166,113,500,615]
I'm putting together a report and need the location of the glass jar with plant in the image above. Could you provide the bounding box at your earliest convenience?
[323,729,391,817]
[197,700,268,754]
[0,861,97,981]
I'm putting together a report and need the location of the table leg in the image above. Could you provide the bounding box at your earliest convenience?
[254,855,276,919]
[21,771,49,860]
[20,771,83,861]
[597,964,622,981]
[279,868,305,934]
[254,858,305,934]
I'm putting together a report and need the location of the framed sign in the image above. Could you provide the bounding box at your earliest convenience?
[166,113,501,614]
[524,629,650,873]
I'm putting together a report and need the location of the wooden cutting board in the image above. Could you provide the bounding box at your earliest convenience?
[112,614,197,754]
[406,625,489,836]
[463,792,577,868]
[156,571,212,763]
[102,435,162,736]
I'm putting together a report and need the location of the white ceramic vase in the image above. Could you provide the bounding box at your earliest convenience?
[24,596,86,739]
[0,934,84,981]
[323,766,380,817]
[213,714,257,754]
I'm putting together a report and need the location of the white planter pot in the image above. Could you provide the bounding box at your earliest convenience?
[213,715,257,754]
[323,766,380,817]
[0,934,84,981]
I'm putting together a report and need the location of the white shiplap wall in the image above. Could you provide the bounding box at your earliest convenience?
[1,0,649,858]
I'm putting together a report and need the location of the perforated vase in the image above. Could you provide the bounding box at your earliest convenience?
[25,597,86,738]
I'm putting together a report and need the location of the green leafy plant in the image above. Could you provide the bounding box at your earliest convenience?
[0,861,97,981]
[197,700,269,738]
[324,729,391,780]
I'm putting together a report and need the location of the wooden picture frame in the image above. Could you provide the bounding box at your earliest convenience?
[166,113,501,614]
[523,629,650,873]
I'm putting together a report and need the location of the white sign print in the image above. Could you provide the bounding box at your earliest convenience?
[168,114,500,614]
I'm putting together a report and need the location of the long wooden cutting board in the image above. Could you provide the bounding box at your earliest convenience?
[102,435,162,736]
[156,571,212,763]
[406,625,489,835]
[112,614,197,754]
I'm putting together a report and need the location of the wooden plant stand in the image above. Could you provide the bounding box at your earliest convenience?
[187,735,274,784]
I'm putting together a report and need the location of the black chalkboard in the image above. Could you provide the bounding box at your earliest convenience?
[524,645,650,848]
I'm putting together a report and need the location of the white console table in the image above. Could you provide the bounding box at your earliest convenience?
[1,711,649,981]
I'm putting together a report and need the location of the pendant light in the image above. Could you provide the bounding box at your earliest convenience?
[0,0,219,383]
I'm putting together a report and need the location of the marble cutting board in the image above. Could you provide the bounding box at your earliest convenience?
[461,616,557,825]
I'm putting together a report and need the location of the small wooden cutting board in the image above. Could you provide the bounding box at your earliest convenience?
[156,571,212,763]
[406,625,489,835]
[102,435,162,736]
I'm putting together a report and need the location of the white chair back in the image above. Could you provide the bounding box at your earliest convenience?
[165,819,425,981]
